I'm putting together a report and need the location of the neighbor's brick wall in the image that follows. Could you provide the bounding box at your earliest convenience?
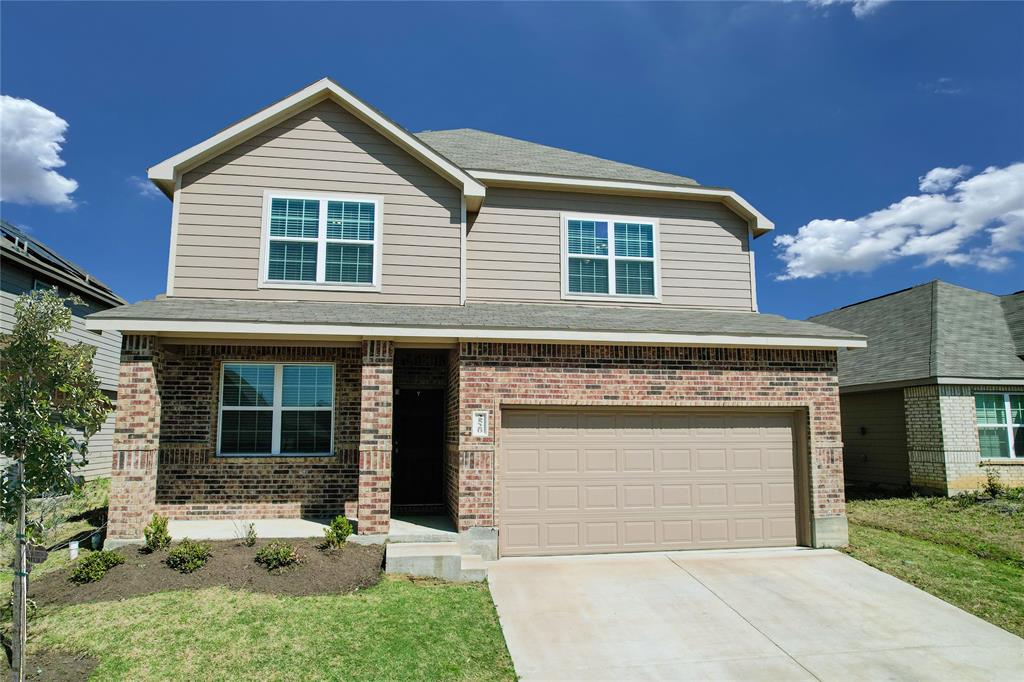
[357,340,394,534]
[108,335,163,540]
[904,385,947,492]
[153,343,362,520]
[450,343,845,533]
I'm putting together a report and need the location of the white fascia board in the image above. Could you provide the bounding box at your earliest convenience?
[147,78,487,204]
[470,170,774,236]
[84,317,865,350]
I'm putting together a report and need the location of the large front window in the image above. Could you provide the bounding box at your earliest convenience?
[563,214,658,299]
[975,393,1023,459]
[218,363,334,456]
[262,193,381,289]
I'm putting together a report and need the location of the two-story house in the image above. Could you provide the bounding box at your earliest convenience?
[1,220,125,480]
[88,78,864,558]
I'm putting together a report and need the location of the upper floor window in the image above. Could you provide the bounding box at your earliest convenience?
[261,192,382,290]
[975,393,1023,459]
[562,213,659,300]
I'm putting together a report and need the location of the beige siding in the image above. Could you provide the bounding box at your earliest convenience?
[467,188,754,309]
[173,100,463,304]
[840,389,910,488]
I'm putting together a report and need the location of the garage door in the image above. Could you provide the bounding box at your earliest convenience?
[499,409,799,557]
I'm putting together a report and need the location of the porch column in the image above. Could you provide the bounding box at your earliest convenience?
[357,339,394,534]
[107,334,162,543]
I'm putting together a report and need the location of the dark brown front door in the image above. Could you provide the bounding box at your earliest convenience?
[392,388,445,512]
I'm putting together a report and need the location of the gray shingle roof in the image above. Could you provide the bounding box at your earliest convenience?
[89,298,861,343]
[810,281,1024,388]
[415,129,698,187]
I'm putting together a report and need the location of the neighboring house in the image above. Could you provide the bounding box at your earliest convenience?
[810,281,1024,495]
[0,220,125,480]
[87,78,865,557]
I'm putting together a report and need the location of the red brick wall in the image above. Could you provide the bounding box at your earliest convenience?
[357,340,394,534]
[451,343,845,532]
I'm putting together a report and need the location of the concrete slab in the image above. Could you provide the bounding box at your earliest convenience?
[167,517,328,541]
[488,549,1024,681]
[388,515,457,543]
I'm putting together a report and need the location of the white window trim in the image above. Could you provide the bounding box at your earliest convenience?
[258,189,383,292]
[560,212,662,303]
[216,361,335,458]
[977,392,1022,460]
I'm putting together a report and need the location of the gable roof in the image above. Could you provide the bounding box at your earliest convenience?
[148,77,488,209]
[809,280,1024,389]
[415,128,698,186]
[0,220,125,308]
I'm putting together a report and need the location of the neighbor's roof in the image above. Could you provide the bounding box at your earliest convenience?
[416,129,699,187]
[87,298,865,349]
[809,281,1024,388]
[0,220,125,307]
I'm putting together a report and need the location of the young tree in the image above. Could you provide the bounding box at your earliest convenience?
[0,290,112,681]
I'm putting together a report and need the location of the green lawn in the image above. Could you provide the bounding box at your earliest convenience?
[844,491,1024,638]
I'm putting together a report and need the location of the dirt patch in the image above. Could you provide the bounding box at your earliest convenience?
[30,539,384,606]
[2,650,98,681]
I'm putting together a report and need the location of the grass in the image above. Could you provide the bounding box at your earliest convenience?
[29,577,516,681]
[844,490,1024,638]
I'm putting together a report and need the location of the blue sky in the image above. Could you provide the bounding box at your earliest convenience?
[2,1,1022,319]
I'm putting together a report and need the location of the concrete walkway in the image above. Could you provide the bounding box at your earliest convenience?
[487,548,1024,681]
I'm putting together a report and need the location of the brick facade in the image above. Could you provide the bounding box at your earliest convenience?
[905,383,1024,494]
[448,343,846,534]
[357,340,395,534]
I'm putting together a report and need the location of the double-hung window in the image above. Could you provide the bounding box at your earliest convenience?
[563,214,658,299]
[975,393,1023,459]
[262,192,381,289]
[218,362,334,456]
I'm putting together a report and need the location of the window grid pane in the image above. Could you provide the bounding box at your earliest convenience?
[975,394,1007,425]
[1010,395,1023,425]
[978,428,1010,458]
[280,411,332,454]
[282,365,334,407]
[615,260,655,296]
[219,411,273,454]
[326,201,375,241]
[222,364,275,407]
[268,241,317,281]
[269,198,319,238]
[325,244,374,284]
[614,223,654,258]
[568,257,609,294]
[567,220,609,256]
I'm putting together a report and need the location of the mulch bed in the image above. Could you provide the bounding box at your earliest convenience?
[30,539,384,607]
[2,650,98,681]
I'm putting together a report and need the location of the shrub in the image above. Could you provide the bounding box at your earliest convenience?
[322,515,353,549]
[165,539,213,574]
[255,542,301,572]
[143,513,171,552]
[242,522,257,548]
[69,550,125,584]
[983,468,1005,498]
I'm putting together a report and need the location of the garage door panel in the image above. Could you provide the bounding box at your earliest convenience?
[499,409,798,556]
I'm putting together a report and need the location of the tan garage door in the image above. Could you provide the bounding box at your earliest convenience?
[499,409,799,557]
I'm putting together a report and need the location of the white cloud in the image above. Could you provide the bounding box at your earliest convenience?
[774,163,1024,280]
[807,0,891,19]
[919,165,970,193]
[918,77,965,96]
[0,95,78,208]
[127,175,163,199]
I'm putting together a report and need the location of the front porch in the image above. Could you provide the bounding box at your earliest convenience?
[107,336,488,548]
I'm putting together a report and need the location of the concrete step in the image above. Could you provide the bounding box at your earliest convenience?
[385,542,488,582]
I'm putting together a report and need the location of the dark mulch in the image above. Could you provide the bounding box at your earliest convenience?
[30,539,384,606]
[2,650,98,681]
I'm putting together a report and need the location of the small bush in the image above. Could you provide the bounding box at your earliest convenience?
[983,468,1005,498]
[255,542,301,572]
[242,522,257,548]
[322,515,353,549]
[69,550,125,584]
[165,539,213,574]
[143,513,171,552]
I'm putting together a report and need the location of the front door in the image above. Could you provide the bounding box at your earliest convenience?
[392,388,445,513]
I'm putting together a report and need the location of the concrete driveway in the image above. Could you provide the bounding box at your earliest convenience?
[487,548,1024,681]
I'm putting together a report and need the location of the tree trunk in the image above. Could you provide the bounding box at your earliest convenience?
[10,461,26,682]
